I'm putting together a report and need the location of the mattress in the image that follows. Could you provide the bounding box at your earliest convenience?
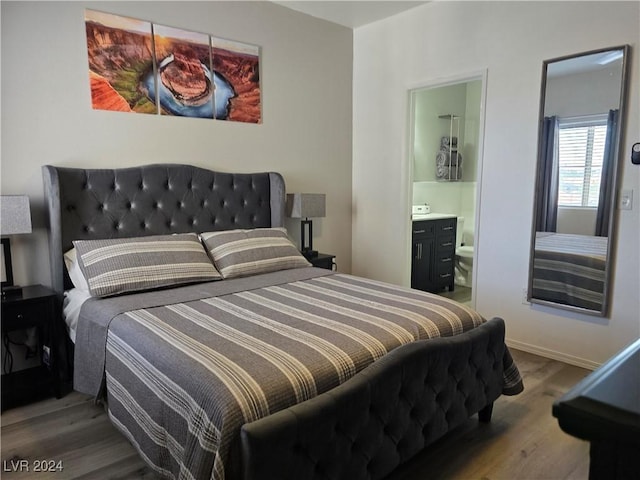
[62,288,92,343]
[73,267,521,480]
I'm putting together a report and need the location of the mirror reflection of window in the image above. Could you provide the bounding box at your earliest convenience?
[557,115,608,208]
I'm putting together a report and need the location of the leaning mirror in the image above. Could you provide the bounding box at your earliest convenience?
[528,45,630,316]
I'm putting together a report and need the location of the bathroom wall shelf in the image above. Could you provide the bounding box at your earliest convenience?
[437,114,462,181]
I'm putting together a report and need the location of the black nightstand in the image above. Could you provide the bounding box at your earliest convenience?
[1,285,61,410]
[309,253,336,270]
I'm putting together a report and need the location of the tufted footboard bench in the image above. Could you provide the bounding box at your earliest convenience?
[241,317,506,480]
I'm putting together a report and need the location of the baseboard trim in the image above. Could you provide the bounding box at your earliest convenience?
[506,338,601,371]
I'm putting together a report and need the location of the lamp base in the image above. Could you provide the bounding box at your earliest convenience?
[302,249,319,259]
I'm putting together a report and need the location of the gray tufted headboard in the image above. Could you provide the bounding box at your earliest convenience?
[42,164,286,294]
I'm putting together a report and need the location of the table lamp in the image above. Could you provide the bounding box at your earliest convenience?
[1,195,32,297]
[286,193,325,259]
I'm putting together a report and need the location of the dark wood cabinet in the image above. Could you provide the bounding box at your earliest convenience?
[1,285,62,410]
[411,217,457,293]
[411,221,435,291]
[553,339,640,479]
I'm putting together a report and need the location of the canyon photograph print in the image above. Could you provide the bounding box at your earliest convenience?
[85,10,156,114]
[84,9,261,123]
[152,25,215,118]
[212,38,261,123]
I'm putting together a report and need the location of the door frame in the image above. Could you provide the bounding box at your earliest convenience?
[405,70,488,307]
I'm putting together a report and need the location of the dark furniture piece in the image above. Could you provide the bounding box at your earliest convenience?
[1,285,61,410]
[309,252,335,270]
[42,164,520,480]
[411,217,456,293]
[553,339,640,480]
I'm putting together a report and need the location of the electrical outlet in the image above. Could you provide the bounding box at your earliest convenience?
[522,288,530,305]
[619,189,633,210]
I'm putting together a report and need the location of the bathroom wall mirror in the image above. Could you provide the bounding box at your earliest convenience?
[528,45,630,316]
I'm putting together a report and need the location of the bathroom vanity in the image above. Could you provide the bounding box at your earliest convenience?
[411,215,457,293]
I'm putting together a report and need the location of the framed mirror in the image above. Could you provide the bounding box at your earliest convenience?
[528,45,630,316]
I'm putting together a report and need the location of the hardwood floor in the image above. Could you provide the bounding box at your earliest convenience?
[438,286,472,305]
[1,349,591,479]
[389,349,591,480]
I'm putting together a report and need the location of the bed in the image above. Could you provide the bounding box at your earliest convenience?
[532,232,608,311]
[43,164,522,480]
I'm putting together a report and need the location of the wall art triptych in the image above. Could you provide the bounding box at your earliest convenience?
[85,10,261,123]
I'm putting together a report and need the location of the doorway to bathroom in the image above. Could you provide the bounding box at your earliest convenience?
[408,73,486,307]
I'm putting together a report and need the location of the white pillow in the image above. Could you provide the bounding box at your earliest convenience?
[64,248,90,291]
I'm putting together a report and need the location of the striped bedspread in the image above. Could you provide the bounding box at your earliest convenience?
[74,268,522,480]
[533,232,607,310]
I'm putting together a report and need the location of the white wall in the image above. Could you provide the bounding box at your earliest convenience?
[353,1,640,367]
[545,64,623,117]
[557,207,597,235]
[1,1,353,287]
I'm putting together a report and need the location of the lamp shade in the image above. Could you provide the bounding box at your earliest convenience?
[1,195,32,235]
[286,193,326,219]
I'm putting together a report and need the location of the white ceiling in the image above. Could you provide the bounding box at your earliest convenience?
[272,1,428,29]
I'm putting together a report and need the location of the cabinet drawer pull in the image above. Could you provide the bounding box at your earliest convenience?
[441,242,453,247]
[440,273,452,278]
[442,226,454,231]
[441,257,452,262]
[17,314,23,320]
[413,229,426,234]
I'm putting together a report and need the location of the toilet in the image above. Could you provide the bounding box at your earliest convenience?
[455,217,474,287]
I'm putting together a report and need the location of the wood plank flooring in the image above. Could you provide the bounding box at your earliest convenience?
[1,349,591,479]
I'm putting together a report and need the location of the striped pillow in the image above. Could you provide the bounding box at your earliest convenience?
[74,233,222,297]
[201,228,310,279]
